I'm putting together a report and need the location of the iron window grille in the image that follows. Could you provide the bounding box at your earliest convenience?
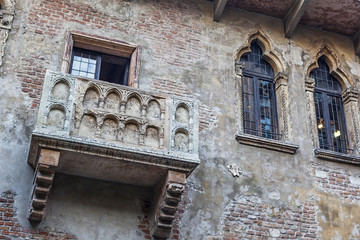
[240,41,279,140]
[311,57,350,154]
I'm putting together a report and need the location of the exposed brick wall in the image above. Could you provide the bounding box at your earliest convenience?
[218,195,317,239]
[199,104,218,132]
[134,1,205,67]
[311,161,360,202]
[0,191,76,239]
[18,0,205,109]
[151,78,194,98]
[137,198,151,240]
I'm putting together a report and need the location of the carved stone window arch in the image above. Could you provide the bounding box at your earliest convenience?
[305,45,360,164]
[235,30,298,154]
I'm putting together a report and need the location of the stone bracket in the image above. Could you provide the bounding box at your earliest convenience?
[283,0,310,38]
[213,0,228,22]
[27,149,60,222]
[151,170,186,239]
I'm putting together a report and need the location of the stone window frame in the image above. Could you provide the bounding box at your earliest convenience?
[235,30,299,154]
[61,31,141,88]
[305,44,360,164]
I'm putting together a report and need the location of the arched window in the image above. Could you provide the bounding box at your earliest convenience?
[240,41,278,139]
[311,57,348,153]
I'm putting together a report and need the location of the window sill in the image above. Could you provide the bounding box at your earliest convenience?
[314,148,360,165]
[235,133,299,154]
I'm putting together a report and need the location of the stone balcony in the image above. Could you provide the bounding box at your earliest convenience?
[26,71,199,237]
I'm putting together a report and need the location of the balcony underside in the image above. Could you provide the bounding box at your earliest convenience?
[28,133,199,186]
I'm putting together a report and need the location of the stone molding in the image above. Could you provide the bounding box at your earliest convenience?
[342,87,359,104]
[235,133,299,154]
[28,133,199,175]
[27,149,59,222]
[314,148,360,166]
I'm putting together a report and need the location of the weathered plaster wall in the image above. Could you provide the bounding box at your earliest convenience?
[0,0,360,239]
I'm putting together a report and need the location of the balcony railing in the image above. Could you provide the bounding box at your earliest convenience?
[28,70,199,183]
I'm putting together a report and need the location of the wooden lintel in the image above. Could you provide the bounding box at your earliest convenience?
[283,0,310,38]
[355,31,360,56]
[213,0,228,22]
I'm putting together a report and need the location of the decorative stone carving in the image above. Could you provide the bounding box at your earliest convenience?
[104,91,120,111]
[304,77,318,147]
[170,100,198,155]
[124,122,140,144]
[79,114,97,138]
[126,96,141,116]
[28,71,200,225]
[83,88,100,108]
[274,72,291,141]
[28,149,59,222]
[151,170,186,239]
[234,61,245,76]
[342,87,359,104]
[145,126,159,147]
[305,77,315,92]
[175,105,189,124]
[101,118,118,140]
[0,0,15,66]
[227,163,242,177]
[51,81,70,101]
[47,108,65,129]
[147,100,161,119]
[174,130,189,152]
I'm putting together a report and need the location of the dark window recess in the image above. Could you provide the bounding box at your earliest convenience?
[70,47,130,85]
[311,57,350,154]
[240,41,279,140]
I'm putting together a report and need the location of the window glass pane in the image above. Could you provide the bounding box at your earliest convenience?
[72,60,80,70]
[240,41,274,77]
[243,76,256,135]
[314,92,329,150]
[88,63,96,73]
[327,95,347,153]
[259,80,276,139]
[310,57,342,91]
[70,49,99,79]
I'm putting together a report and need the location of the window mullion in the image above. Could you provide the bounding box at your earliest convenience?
[254,76,260,136]
[95,55,101,80]
[322,92,333,151]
